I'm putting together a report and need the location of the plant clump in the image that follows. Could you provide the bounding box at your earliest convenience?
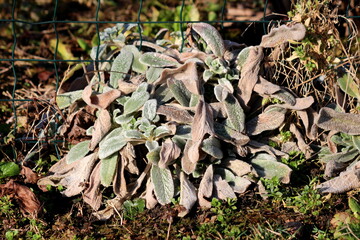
[37,18,359,220]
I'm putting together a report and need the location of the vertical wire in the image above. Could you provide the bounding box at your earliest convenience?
[137,0,143,50]
[220,0,227,29]
[52,0,60,159]
[94,0,101,82]
[263,0,269,34]
[10,0,18,159]
[179,0,185,52]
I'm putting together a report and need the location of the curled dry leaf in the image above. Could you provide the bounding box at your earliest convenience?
[188,99,214,163]
[82,84,121,109]
[178,172,197,217]
[144,179,158,209]
[316,107,360,135]
[157,105,193,124]
[198,165,213,208]
[317,162,360,193]
[156,61,201,95]
[246,109,286,136]
[37,153,98,197]
[289,123,313,159]
[273,96,314,111]
[117,80,138,95]
[83,162,102,210]
[181,140,198,174]
[213,175,236,200]
[122,143,139,175]
[90,109,112,150]
[253,77,282,95]
[158,138,181,169]
[237,46,264,107]
[20,166,39,184]
[297,108,318,140]
[0,179,41,218]
[260,23,306,48]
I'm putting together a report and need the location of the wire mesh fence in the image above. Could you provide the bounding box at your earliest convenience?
[0,0,359,161]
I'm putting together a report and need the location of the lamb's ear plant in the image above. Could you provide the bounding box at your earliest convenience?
[39,21,314,220]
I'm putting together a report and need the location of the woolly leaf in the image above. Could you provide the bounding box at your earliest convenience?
[140,52,180,68]
[168,78,191,107]
[251,153,292,184]
[124,130,144,140]
[110,49,133,88]
[146,67,163,83]
[100,153,118,187]
[123,91,150,115]
[142,99,158,121]
[56,90,83,109]
[201,136,223,159]
[146,146,161,164]
[99,128,127,159]
[236,47,251,71]
[223,93,246,132]
[66,140,90,164]
[191,23,225,57]
[122,45,147,73]
[353,135,360,152]
[151,165,174,205]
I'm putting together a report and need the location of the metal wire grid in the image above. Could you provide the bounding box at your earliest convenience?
[0,0,358,160]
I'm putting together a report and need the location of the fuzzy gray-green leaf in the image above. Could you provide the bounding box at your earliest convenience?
[122,45,147,74]
[99,128,127,159]
[151,165,174,205]
[56,90,83,109]
[201,136,223,159]
[142,99,158,121]
[191,23,225,57]
[66,140,91,164]
[251,153,292,184]
[146,67,163,83]
[140,52,180,68]
[100,153,118,187]
[223,93,245,132]
[352,135,360,152]
[168,78,191,107]
[110,49,134,88]
[236,47,251,71]
[123,91,150,115]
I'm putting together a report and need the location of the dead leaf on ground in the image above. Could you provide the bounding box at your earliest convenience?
[0,179,41,218]
[316,162,360,193]
[37,153,98,197]
[198,165,213,208]
[20,166,39,184]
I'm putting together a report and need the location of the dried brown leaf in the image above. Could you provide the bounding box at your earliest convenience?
[82,84,121,109]
[155,61,201,95]
[20,166,39,184]
[213,175,236,200]
[248,140,288,158]
[157,105,193,124]
[159,138,181,169]
[117,80,138,95]
[0,180,41,218]
[316,107,360,135]
[297,108,318,140]
[83,162,102,210]
[37,153,98,197]
[260,23,306,48]
[246,109,286,136]
[181,140,198,174]
[253,77,282,95]
[289,124,313,159]
[273,96,314,110]
[89,109,112,150]
[198,165,213,208]
[144,179,158,209]
[237,46,263,107]
[316,162,360,193]
[113,154,127,198]
[223,158,252,176]
[122,143,139,175]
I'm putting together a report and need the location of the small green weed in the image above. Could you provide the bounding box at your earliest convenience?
[122,198,146,221]
[260,177,284,201]
[286,178,323,216]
